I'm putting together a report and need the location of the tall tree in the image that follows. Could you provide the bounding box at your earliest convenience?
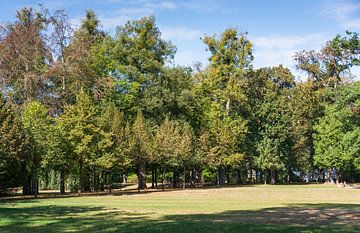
[314,82,360,183]
[200,28,252,185]
[59,90,99,193]
[127,112,151,191]
[0,7,50,104]
[0,95,29,193]
[22,101,52,197]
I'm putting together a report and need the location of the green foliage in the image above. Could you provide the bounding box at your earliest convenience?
[0,5,360,193]
[314,82,360,172]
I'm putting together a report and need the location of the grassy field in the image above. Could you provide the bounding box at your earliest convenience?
[0,184,359,233]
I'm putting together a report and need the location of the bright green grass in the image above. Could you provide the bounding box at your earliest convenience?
[0,184,359,232]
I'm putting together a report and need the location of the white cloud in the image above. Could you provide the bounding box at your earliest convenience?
[253,33,327,50]
[174,50,208,66]
[145,1,177,10]
[180,0,237,14]
[251,33,331,78]
[321,0,360,29]
[70,1,177,30]
[161,26,203,41]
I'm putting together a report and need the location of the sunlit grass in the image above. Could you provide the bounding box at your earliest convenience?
[1,184,359,232]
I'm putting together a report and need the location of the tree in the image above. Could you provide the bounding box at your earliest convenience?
[0,95,29,193]
[102,16,176,116]
[96,102,130,193]
[59,90,99,193]
[314,82,360,183]
[43,120,73,194]
[152,118,192,189]
[200,28,252,185]
[22,101,52,197]
[293,32,359,180]
[127,111,151,191]
[247,66,295,184]
[0,7,49,104]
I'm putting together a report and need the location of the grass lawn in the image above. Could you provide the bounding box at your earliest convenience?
[0,184,359,233]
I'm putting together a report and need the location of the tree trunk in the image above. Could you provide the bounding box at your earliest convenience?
[155,168,158,188]
[119,173,122,190]
[236,169,242,184]
[200,170,204,185]
[32,176,38,198]
[226,171,230,184]
[22,163,32,195]
[92,167,96,192]
[218,167,226,186]
[79,158,84,195]
[182,168,186,189]
[328,169,335,184]
[60,169,65,195]
[137,162,147,192]
[108,172,112,194]
[287,168,291,183]
[264,169,267,185]
[173,170,177,188]
[270,168,276,185]
[151,167,155,189]
[162,170,165,191]
[100,172,104,192]
[335,169,340,184]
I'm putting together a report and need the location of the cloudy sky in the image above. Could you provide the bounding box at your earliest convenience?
[1,0,359,79]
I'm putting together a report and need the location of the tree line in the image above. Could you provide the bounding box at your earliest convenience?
[0,7,359,195]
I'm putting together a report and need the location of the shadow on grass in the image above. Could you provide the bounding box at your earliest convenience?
[0,203,359,233]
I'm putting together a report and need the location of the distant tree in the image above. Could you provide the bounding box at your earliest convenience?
[248,66,295,184]
[126,112,152,191]
[101,16,176,116]
[152,118,192,189]
[0,7,49,104]
[0,95,29,193]
[200,28,252,185]
[59,90,99,194]
[22,101,52,197]
[314,82,360,183]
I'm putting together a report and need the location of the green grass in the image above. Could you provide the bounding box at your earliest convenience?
[1,184,359,232]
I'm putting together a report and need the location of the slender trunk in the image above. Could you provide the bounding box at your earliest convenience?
[270,168,276,185]
[328,169,335,184]
[100,172,104,192]
[287,167,291,183]
[226,171,230,184]
[32,177,38,198]
[108,172,112,194]
[119,173,122,190]
[236,169,242,184]
[200,170,204,185]
[335,169,340,184]
[60,169,65,195]
[92,167,96,192]
[246,163,252,183]
[182,167,186,189]
[137,162,147,192]
[264,169,267,185]
[79,158,84,195]
[173,170,177,188]
[155,168,158,188]
[151,167,155,189]
[22,163,31,195]
[218,167,226,186]
[162,169,165,191]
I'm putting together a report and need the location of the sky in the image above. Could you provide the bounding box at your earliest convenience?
[0,0,359,79]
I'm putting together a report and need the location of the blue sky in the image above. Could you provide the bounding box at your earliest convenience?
[1,0,359,79]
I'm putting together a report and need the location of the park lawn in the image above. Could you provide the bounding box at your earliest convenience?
[0,184,359,233]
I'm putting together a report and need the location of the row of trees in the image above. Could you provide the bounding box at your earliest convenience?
[0,7,359,195]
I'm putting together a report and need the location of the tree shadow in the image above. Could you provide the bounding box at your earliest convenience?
[0,203,359,232]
